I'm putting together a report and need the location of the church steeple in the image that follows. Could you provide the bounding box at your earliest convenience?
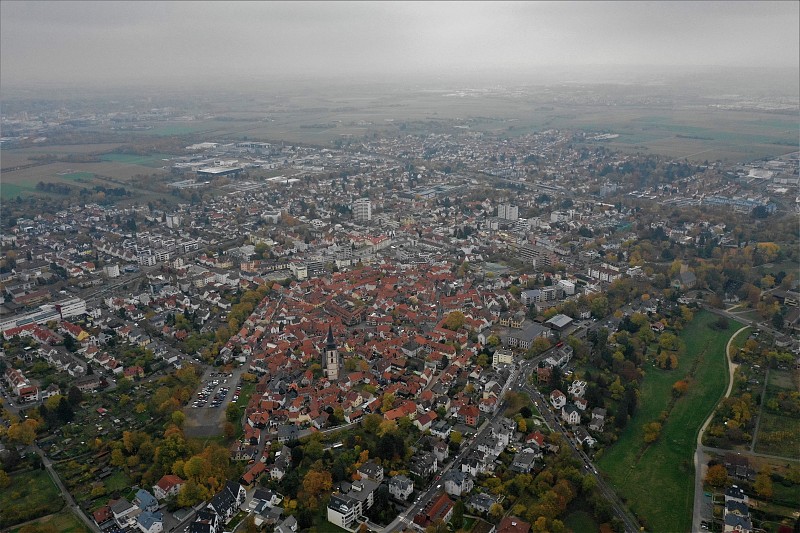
[326,324,336,349]
[323,324,340,381]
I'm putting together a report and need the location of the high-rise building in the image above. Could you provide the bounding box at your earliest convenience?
[353,198,372,222]
[497,203,519,220]
[323,325,340,381]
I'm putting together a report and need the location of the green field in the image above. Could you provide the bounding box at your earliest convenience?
[0,469,65,528]
[61,171,96,181]
[9,509,90,533]
[100,152,175,167]
[0,182,36,199]
[103,469,132,493]
[597,310,741,533]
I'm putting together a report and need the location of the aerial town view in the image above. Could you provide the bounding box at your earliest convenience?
[0,2,798,533]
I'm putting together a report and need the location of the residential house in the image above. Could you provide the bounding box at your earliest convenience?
[459,405,480,427]
[561,404,581,425]
[327,494,361,530]
[389,475,414,501]
[208,481,246,523]
[550,389,566,409]
[111,498,139,528]
[357,460,384,483]
[189,509,220,533]
[442,470,474,497]
[498,516,531,533]
[510,451,536,473]
[574,426,596,448]
[468,492,499,515]
[413,492,455,529]
[410,451,438,479]
[248,488,283,510]
[153,474,185,500]
[137,511,164,533]
[274,516,298,533]
[134,489,159,512]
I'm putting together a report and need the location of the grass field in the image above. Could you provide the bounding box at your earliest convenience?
[0,159,169,199]
[100,152,175,167]
[767,369,795,390]
[0,469,65,528]
[0,182,36,199]
[104,470,132,493]
[597,310,741,533]
[8,509,90,533]
[60,171,96,181]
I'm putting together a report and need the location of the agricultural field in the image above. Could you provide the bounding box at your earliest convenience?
[597,311,741,533]
[0,469,64,528]
[99,152,175,167]
[0,159,169,199]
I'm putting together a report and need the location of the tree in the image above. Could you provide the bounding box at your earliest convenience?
[55,397,74,423]
[704,464,728,488]
[754,469,773,499]
[672,379,689,397]
[451,499,465,530]
[443,311,465,331]
[382,393,396,413]
[0,469,10,488]
[489,503,505,521]
[302,469,332,499]
[67,386,83,406]
[7,419,38,445]
[528,336,552,357]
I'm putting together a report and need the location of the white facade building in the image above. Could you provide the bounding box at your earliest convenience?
[352,198,372,222]
[497,203,519,220]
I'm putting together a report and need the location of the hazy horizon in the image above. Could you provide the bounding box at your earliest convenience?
[2,1,799,95]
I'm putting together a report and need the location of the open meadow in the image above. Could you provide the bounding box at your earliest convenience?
[597,310,741,533]
[0,469,64,529]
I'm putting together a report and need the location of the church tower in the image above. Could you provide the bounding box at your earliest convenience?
[324,325,340,381]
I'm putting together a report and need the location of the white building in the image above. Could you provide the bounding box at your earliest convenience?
[352,198,372,222]
[104,264,120,278]
[557,279,575,295]
[165,214,181,229]
[389,475,414,501]
[327,494,361,530]
[497,203,519,220]
[55,297,87,319]
[492,348,514,368]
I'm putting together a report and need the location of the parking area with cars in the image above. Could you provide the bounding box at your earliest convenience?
[190,372,238,409]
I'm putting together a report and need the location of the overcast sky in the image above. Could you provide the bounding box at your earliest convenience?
[1,1,798,89]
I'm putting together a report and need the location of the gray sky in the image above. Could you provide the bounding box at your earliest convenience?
[1,1,798,88]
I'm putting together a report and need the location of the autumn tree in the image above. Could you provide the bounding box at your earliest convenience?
[754,468,773,499]
[443,311,465,331]
[672,379,689,397]
[302,469,333,500]
[7,419,38,445]
[704,464,728,488]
